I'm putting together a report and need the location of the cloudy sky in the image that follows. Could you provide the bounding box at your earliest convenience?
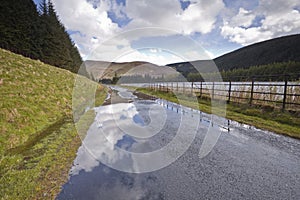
[33,0,300,65]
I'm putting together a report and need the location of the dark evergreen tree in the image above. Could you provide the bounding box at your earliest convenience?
[0,0,42,58]
[39,0,48,15]
[39,0,85,73]
[39,0,74,72]
[0,0,85,74]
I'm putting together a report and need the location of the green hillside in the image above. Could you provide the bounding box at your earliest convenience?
[167,34,300,80]
[0,48,106,199]
[214,34,300,71]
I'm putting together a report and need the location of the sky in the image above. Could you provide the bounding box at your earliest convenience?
[33,0,300,65]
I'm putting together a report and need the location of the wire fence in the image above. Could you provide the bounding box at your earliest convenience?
[147,81,300,112]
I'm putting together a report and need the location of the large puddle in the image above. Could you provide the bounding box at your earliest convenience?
[57,86,300,200]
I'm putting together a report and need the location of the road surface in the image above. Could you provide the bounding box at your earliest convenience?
[57,86,300,200]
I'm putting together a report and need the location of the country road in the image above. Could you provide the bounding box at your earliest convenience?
[57,86,300,200]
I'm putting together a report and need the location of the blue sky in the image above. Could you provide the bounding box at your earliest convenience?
[33,0,300,65]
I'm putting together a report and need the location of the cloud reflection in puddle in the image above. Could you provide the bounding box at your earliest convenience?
[78,99,199,173]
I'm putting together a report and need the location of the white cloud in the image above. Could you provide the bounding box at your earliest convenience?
[45,0,300,63]
[52,0,121,58]
[230,8,256,28]
[261,9,300,34]
[109,0,127,19]
[87,36,133,61]
[53,0,119,35]
[221,0,300,46]
[204,50,215,59]
[149,48,158,53]
[125,0,224,35]
[100,48,184,66]
[50,0,225,62]
[221,24,273,45]
[257,0,299,16]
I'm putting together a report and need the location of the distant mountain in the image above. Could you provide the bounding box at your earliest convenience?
[83,60,179,81]
[167,34,300,74]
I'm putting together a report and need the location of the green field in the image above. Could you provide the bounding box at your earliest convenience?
[0,49,107,199]
[136,87,300,139]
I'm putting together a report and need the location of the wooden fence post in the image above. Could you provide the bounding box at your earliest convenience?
[212,82,215,100]
[166,82,168,92]
[228,81,232,103]
[200,82,202,97]
[249,79,254,105]
[282,79,288,111]
[191,82,194,95]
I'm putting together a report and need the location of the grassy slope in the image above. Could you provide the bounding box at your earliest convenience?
[0,49,107,199]
[136,88,300,139]
[167,34,300,73]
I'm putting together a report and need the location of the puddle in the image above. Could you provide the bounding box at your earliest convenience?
[57,86,300,200]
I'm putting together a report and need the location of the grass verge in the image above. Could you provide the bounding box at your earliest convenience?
[136,88,300,139]
[0,49,107,199]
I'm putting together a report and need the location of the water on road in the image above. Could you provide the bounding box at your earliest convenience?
[57,86,300,200]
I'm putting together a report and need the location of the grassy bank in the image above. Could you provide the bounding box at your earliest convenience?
[136,88,300,139]
[0,49,107,199]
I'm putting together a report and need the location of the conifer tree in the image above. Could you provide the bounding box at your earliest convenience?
[0,0,42,58]
[0,0,85,74]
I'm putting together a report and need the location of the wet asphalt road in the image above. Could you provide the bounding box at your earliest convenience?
[57,87,300,200]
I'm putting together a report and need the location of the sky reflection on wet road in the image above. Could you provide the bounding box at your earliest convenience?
[58,87,300,200]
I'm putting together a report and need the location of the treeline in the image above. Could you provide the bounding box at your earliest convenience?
[117,74,187,84]
[187,62,300,82]
[119,74,166,83]
[0,0,83,73]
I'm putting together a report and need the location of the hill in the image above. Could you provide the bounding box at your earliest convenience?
[167,34,300,76]
[214,34,300,71]
[167,60,215,78]
[84,60,179,81]
[0,48,106,199]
